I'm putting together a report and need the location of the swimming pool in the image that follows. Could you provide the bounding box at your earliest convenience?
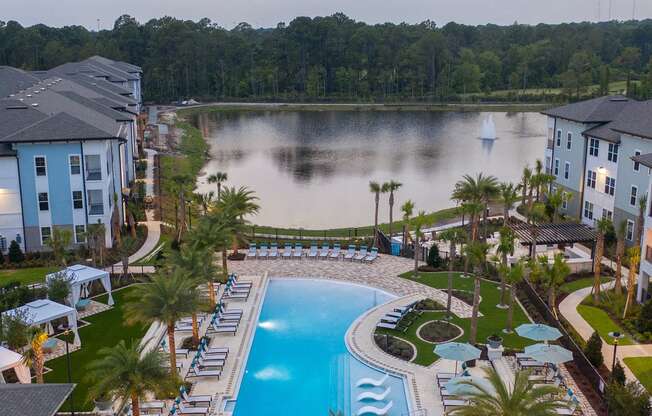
[232,278,410,416]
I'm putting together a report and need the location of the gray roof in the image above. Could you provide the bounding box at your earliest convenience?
[608,100,652,140]
[55,90,132,121]
[582,123,621,143]
[86,55,142,74]
[64,74,137,103]
[0,99,48,139]
[542,95,631,123]
[0,383,74,416]
[93,96,127,109]
[632,152,652,169]
[0,66,41,97]
[3,112,118,143]
[79,58,139,81]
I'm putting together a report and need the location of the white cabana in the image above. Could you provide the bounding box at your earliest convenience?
[47,264,114,307]
[0,346,31,383]
[1,299,80,347]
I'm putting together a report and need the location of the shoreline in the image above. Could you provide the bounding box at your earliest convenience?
[176,101,553,115]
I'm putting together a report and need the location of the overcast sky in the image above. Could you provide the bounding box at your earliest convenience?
[4,0,652,29]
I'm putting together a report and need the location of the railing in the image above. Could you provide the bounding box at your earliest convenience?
[547,139,554,150]
[86,169,102,181]
[88,203,104,215]
[519,277,607,397]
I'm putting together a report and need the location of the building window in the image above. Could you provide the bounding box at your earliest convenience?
[69,155,81,175]
[40,227,51,245]
[626,219,634,241]
[35,156,46,176]
[605,176,615,196]
[87,190,104,215]
[586,170,596,189]
[38,192,49,211]
[85,155,102,181]
[564,162,570,180]
[554,159,560,176]
[634,150,642,172]
[589,138,599,157]
[608,143,619,162]
[74,225,86,243]
[566,132,572,150]
[630,185,638,206]
[556,130,562,147]
[602,209,613,220]
[584,201,594,220]
[72,191,83,209]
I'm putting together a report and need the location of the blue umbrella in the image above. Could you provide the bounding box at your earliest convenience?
[524,343,573,364]
[434,342,482,374]
[444,376,494,396]
[515,323,562,343]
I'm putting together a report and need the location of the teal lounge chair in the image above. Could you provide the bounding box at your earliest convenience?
[293,243,303,259]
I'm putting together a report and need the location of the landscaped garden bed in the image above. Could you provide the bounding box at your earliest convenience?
[417,320,463,343]
[374,333,415,361]
[623,357,652,393]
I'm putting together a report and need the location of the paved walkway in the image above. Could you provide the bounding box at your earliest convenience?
[229,255,475,318]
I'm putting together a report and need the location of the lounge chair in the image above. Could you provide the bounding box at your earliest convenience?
[293,243,303,259]
[385,311,403,319]
[75,298,91,311]
[188,363,221,378]
[140,401,166,411]
[227,276,252,288]
[225,284,250,296]
[217,304,244,316]
[207,325,238,335]
[175,399,209,415]
[258,244,268,259]
[217,312,241,323]
[180,387,213,406]
[308,243,318,259]
[246,243,257,259]
[354,245,368,261]
[198,348,228,360]
[230,274,253,284]
[380,315,400,324]
[356,387,391,402]
[355,373,389,387]
[344,245,356,261]
[376,322,399,330]
[357,400,393,416]
[436,372,457,381]
[268,243,279,259]
[319,243,330,259]
[443,399,468,410]
[328,243,341,260]
[282,243,293,259]
[364,248,379,263]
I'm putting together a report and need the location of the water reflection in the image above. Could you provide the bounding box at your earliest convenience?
[196,111,546,228]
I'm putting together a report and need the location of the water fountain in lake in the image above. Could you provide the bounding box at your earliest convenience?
[480,114,497,140]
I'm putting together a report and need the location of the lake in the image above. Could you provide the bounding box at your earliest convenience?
[194,110,546,229]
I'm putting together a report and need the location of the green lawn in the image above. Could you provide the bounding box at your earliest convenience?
[132,232,172,266]
[624,357,652,393]
[0,266,58,286]
[376,272,533,366]
[559,276,613,295]
[576,304,633,345]
[44,286,147,411]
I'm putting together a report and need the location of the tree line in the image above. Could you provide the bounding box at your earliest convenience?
[2,14,652,102]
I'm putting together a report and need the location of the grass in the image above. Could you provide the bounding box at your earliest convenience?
[376,271,533,366]
[0,266,58,286]
[576,304,633,345]
[623,357,652,393]
[474,80,631,98]
[559,276,613,295]
[44,286,147,411]
[132,232,173,266]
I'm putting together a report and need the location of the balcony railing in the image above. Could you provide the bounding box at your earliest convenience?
[86,169,102,181]
[547,139,554,150]
[89,203,104,216]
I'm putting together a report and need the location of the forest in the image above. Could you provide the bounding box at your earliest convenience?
[2,14,652,103]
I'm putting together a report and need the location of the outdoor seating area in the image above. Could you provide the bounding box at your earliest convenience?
[376,301,420,331]
[246,242,379,263]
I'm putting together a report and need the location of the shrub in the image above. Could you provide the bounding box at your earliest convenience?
[584,331,604,368]
[427,245,442,268]
[606,381,651,416]
[612,361,626,386]
[8,240,24,263]
[637,299,652,333]
[46,271,73,305]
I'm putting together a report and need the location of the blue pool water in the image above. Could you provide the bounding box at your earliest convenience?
[232,279,410,416]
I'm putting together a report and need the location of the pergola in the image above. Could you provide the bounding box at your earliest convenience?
[507,222,597,257]
[0,346,31,383]
[46,264,114,308]
[1,299,81,346]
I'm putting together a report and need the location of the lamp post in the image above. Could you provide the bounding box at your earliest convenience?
[608,331,624,372]
[64,329,75,416]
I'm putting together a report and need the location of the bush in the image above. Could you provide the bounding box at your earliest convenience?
[46,271,72,305]
[612,361,626,386]
[8,240,24,263]
[606,381,651,416]
[637,299,652,333]
[584,331,604,368]
[427,245,442,268]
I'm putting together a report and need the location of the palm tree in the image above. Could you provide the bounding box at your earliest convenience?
[207,171,228,198]
[499,182,519,226]
[401,200,415,249]
[171,172,193,242]
[117,236,139,279]
[546,188,571,223]
[461,201,484,276]
[448,366,566,416]
[479,175,500,238]
[46,228,72,267]
[439,228,463,318]
[504,260,525,333]
[544,253,571,318]
[411,211,428,278]
[635,194,648,246]
[125,200,140,238]
[217,186,260,265]
[614,220,626,296]
[86,341,175,416]
[195,191,215,215]
[520,166,532,206]
[369,181,384,248]
[384,180,402,238]
[452,173,498,240]
[125,271,200,374]
[465,240,491,344]
[593,218,612,302]
[526,203,546,257]
[496,227,515,306]
[623,246,641,319]
[22,326,48,383]
[86,221,106,266]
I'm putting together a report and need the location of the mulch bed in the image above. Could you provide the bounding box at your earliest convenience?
[419,320,462,343]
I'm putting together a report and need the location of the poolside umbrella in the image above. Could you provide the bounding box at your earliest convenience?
[444,376,494,396]
[434,342,482,374]
[524,343,573,381]
[515,323,562,343]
